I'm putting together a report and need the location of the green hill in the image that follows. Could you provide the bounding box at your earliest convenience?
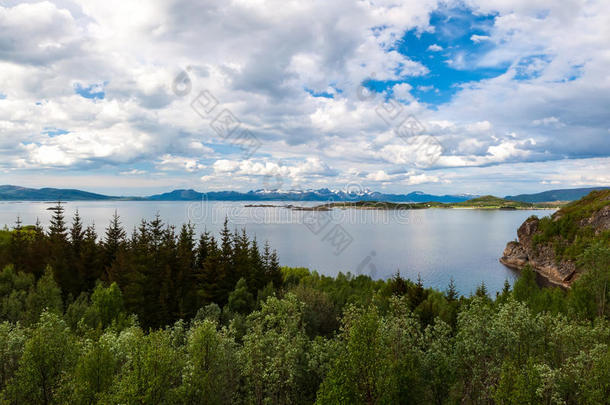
[506,187,610,203]
[453,195,535,209]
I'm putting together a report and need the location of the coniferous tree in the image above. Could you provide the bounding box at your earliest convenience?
[47,202,74,297]
[102,211,126,277]
[267,249,282,289]
[446,277,458,302]
[233,229,251,288]
[197,235,223,305]
[196,230,211,270]
[9,217,26,272]
[69,210,86,293]
[176,223,197,319]
[408,273,427,310]
[218,218,234,301]
[25,218,47,278]
[249,236,265,294]
[81,224,101,291]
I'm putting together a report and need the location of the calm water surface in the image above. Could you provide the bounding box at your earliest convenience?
[0,201,553,295]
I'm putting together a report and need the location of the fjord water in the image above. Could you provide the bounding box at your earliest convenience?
[0,201,553,295]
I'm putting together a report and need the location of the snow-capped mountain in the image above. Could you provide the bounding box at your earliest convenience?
[147,188,475,203]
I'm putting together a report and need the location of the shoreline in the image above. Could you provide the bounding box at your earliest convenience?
[499,257,570,289]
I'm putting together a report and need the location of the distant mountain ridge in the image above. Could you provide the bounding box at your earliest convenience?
[0,185,472,203]
[0,185,117,201]
[146,188,473,202]
[505,187,610,203]
[2,184,609,203]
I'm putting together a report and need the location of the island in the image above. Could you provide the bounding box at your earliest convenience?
[244,195,563,211]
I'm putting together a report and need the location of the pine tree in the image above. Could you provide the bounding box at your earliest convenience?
[69,210,86,293]
[408,274,427,310]
[249,236,265,293]
[102,211,126,278]
[219,218,235,298]
[9,217,26,271]
[446,277,458,302]
[81,224,101,290]
[196,230,211,270]
[263,242,282,288]
[389,270,408,296]
[197,235,223,305]
[475,282,488,298]
[176,223,196,318]
[70,210,85,252]
[48,202,67,241]
[233,228,251,287]
[47,202,73,297]
[25,218,47,277]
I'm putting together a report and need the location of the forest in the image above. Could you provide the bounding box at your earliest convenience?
[0,203,608,404]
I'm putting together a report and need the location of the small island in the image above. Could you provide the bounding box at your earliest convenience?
[244,195,563,211]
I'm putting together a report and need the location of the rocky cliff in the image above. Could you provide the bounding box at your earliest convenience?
[500,190,610,287]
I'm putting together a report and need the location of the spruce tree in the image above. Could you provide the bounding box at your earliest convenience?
[70,210,86,293]
[102,211,126,275]
[47,202,73,297]
[446,277,458,302]
[81,224,100,290]
[249,236,265,293]
[176,223,196,318]
[48,202,67,241]
[219,218,234,299]
[9,217,26,271]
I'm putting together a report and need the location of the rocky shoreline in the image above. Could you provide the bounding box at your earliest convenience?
[499,217,576,288]
[500,192,610,288]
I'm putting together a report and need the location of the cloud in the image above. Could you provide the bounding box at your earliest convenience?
[157,154,206,172]
[532,116,566,128]
[470,34,490,43]
[0,0,608,194]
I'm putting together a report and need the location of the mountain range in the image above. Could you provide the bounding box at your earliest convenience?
[505,187,610,203]
[0,185,608,203]
[0,185,471,203]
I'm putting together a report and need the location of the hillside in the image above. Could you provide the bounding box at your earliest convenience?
[453,195,535,209]
[506,187,610,203]
[500,189,610,286]
[0,185,116,201]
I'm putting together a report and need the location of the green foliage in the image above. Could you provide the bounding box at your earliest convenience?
[532,189,610,261]
[0,321,26,391]
[180,320,239,404]
[242,294,313,404]
[5,311,77,404]
[227,278,254,315]
[108,328,183,404]
[0,206,609,404]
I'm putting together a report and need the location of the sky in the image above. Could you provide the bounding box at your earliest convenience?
[0,0,609,197]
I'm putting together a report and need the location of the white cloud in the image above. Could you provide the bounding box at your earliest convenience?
[470,34,490,43]
[0,0,608,194]
[532,116,566,128]
[157,154,206,172]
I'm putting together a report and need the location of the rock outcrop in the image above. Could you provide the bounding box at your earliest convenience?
[500,190,610,288]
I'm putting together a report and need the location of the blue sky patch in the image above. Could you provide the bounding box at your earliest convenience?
[305,88,334,98]
[74,82,106,99]
[361,6,510,106]
[43,128,69,137]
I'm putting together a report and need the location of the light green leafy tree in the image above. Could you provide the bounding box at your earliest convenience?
[180,319,240,404]
[242,293,312,405]
[5,311,77,404]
